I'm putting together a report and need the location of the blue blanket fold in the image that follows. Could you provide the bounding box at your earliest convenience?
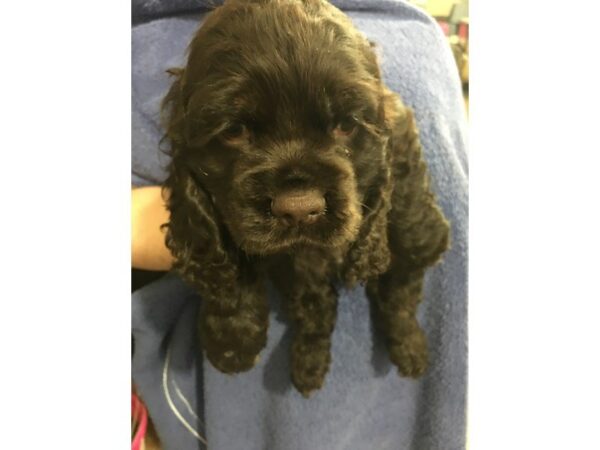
[132,2,468,449]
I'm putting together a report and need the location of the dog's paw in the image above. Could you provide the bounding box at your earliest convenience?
[291,337,331,397]
[291,362,329,398]
[201,313,267,374]
[389,329,429,378]
[205,347,262,374]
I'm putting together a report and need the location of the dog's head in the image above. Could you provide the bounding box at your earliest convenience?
[163,0,402,288]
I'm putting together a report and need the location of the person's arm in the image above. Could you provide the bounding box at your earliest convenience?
[131,186,174,271]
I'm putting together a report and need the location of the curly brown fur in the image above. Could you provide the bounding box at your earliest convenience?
[161,0,449,396]
[163,75,269,373]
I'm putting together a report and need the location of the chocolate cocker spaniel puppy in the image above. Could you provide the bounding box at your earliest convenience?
[161,0,450,397]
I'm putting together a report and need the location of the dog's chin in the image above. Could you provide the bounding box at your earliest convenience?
[232,216,361,257]
[239,233,347,256]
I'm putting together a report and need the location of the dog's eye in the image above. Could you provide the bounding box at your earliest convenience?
[333,116,358,138]
[221,122,249,144]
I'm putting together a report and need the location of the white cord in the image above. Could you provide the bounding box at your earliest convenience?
[172,378,201,423]
[162,343,208,445]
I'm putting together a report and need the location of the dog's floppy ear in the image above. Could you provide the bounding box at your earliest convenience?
[163,165,241,307]
[385,92,450,272]
[161,67,241,307]
[344,89,449,285]
[342,92,397,286]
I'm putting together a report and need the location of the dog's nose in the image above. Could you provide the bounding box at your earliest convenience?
[271,189,326,225]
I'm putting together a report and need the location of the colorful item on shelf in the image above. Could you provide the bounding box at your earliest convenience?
[132,392,148,450]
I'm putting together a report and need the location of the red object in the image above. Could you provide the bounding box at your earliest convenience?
[132,393,148,450]
[458,20,469,40]
[437,20,450,36]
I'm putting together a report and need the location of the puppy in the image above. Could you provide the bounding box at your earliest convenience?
[161,0,450,397]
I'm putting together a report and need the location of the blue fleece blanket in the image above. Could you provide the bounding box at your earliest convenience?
[132,1,468,449]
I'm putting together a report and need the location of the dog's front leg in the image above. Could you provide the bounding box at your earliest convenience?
[199,279,269,374]
[287,279,338,397]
